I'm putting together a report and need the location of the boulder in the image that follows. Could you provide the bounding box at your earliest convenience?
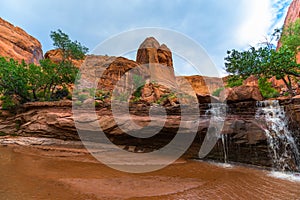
[243,75,258,87]
[44,49,84,67]
[0,17,43,64]
[141,83,172,103]
[219,86,263,102]
[44,49,63,63]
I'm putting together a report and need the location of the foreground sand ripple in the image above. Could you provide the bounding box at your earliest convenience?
[0,143,299,200]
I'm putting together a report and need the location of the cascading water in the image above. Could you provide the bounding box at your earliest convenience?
[205,103,228,163]
[255,100,300,172]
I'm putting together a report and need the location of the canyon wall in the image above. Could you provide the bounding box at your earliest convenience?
[0,18,43,64]
[278,0,300,62]
[1,99,299,170]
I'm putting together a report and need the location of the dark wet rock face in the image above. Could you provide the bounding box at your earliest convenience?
[201,101,270,167]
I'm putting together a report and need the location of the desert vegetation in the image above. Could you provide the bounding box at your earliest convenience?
[0,30,88,110]
[225,19,300,97]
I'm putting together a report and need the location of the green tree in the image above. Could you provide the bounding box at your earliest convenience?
[258,77,279,98]
[0,30,86,109]
[0,57,78,105]
[225,19,300,97]
[0,58,32,103]
[225,45,300,96]
[39,59,78,100]
[50,29,88,60]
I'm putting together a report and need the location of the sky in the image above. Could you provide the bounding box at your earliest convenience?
[0,0,292,76]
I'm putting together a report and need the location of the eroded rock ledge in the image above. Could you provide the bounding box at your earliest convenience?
[1,98,299,169]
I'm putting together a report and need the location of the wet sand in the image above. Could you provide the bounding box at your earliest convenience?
[0,144,300,200]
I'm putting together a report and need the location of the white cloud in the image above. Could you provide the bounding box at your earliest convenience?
[235,0,273,47]
[235,0,291,48]
[0,0,293,76]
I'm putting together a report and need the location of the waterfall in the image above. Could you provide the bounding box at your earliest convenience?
[255,100,300,172]
[221,134,229,163]
[205,103,228,163]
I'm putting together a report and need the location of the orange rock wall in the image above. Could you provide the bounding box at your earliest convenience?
[0,18,43,64]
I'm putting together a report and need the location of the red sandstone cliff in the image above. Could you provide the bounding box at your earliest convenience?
[0,18,43,64]
[282,0,300,26]
[278,0,300,62]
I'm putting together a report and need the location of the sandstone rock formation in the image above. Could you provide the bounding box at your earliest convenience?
[0,101,75,140]
[243,76,258,87]
[277,0,300,62]
[44,49,63,63]
[44,49,84,67]
[76,37,229,104]
[99,56,142,92]
[2,99,300,168]
[280,0,300,29]
[157,44,173,68]
[136,37,160,65]
[219,86,263,102]
[136,37,173,68]
[141,82,170,103]
[136,37,176,91]
[0,18,43,64]
[75,37,178,104]
[77,37,268,105]
[78,55,140,93]
[177,75,224,96]
[242,75,299,96]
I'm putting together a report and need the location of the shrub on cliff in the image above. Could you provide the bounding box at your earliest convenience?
[280,18,300,53]
[225,45,300,97]
[0,30,88,109]
[225,20,300,97]
[212,87,225,97]
[0,57,78,107]
[258,78,279,99]
[226,76,244,88]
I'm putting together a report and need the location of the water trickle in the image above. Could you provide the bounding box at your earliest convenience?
[205,103,227,119]
[205,103,228,163]
[255,100,300,172]
[221,134,229,163]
